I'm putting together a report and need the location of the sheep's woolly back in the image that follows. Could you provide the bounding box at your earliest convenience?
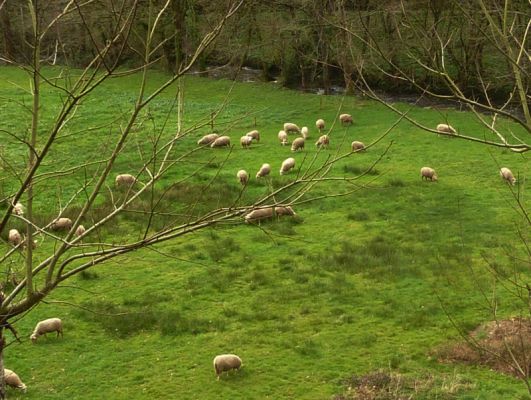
[500,167,516,185]
[115,174,136,187]
[197,133,219,145]
[31,317,63,342]
[210,136,231,148]
[420,167,437,181]
[315,119,325,130]
[283,123,300,133]
[291,137,305,152]
[213,354,242,376]
[237,170,249,185]
[4,369,27,392]
[351,141,365,151]
[256,163,271,178]
[340,114,353,125]
[436,123,457,134]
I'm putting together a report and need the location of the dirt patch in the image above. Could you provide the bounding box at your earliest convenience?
[436,317,531,379]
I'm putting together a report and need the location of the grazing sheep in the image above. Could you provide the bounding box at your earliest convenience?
[4,369,27,392]
[351,141,365,151]
[291,137,305,152]
[115,173,136,187]
[256,163,271,178]
[12,202,24,216]
[210,136,231,148]
[315,134,330,148]
[500,167,516,185]
[301,126,309,139]
[8,229,22,247]
[240,135,253,148]
[315,119,325,132]
[51,217,73,231]
[30,317,63,343]
[436,123,457,135]
[244,206,296,223]
[278,130,289,146]
[340,113,353,126]
[246,130,260,142]
[237,170,249,186]
[213,354,242,379]
[75,225,86,237]
[280,157,296,175]
[420,167,438,181]
[197,133,220,145]
[283,122,300,134]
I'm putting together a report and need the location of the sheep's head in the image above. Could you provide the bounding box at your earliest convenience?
[30,334,38,343]
[432,175,438,182]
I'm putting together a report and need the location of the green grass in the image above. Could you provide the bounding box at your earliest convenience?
[0,65,529,399]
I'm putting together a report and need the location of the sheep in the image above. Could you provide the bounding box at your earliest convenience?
[340,113,353,126]
[278,130,289,146]
[197,133,220,145]
[256,163,271,178]
[75,225,86,237]
[237,170,249,186]
[4,369,27,392]
[12,202,24,216]
[315,134,330,148]
[240,135,253,148]
[246,130,260,142]
[8,229,22,247]
[280,157,296,175]
[30,317,63,343]
[51,217,73,231]
[210,136,231,148]
[244,206,296,223]
[351,141,365,151]
[291,137,305,152]
[213,354,242,380]
[115,173,136,187]
[283,122,300,134]
[301,126,309,139]
[315,119,325,132]
[420,167,438,182]
[500,167,516,185]
[436,123,457,135]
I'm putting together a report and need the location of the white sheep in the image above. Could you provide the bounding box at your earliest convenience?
[340,113,353,126]
[256,163,271,178]
[8,229,22,247]
[51,217,73,231]
[12,202,24,216]
[244,206,296,223]
[210,136,231,148]
[246,130,260,142]
[436,123,457,135]
[315,119,325,132]
[301,126,309,139]
[420,167,438,181]
[315,134,330,148]
[213,354,242,379]
[197,133,220,145]
[278,130,289,146]
[240,135,253,148]
[283,122,300,134]
[75,225,86,237]
[237,170,249,186]
[499,167,516,185]
[351,141,365,151]
[4,369,27,392]
[115,174,136,187]
[30,317,63,343]
[280,157,296,175]
[291,137,305,152]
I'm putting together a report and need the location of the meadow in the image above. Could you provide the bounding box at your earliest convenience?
[0,66,529,399]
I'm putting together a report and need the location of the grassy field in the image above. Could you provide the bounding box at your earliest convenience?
[0,66,529,399]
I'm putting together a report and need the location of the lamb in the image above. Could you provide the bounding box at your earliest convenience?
[256,163,271,178]
[278,130,289,146]
[237,170,249,186]
[420,167,438,181]
[351,141,365,151]
[315,119,325,132]
[12,202,24,216]
[115,173,136,187]
[436,123,457,135]
[30,317,63,343]
[301,126,309,139]
[213,354,242,379]
[340,113,353,126]
[291,137,305,152]
[210,136,231,148]
[246,130,260,142]
[240,135,253,148]
[197,133,219,145]
[500,167,516,185]
[8,229,22,247]
[4,369,27,392]
[283,122,300,134]
[315,134,330,148]
[51,217,73,231]
[75,225,86,237]
[244,206,296,223]
[280,157,296,175]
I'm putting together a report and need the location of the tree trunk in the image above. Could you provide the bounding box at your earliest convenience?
[0,325,5,399]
